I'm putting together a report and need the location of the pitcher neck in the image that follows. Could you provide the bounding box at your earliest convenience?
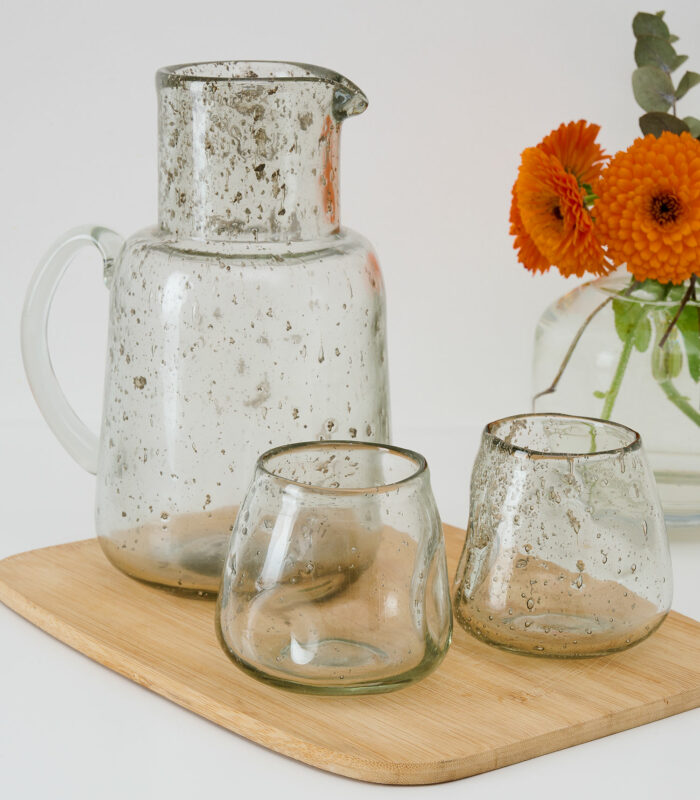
[156,62,367,243]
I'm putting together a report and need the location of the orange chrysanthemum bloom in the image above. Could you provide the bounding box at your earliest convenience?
[595,131,700,285]
[509,184,549,273]
[537,120,607,186]
[510,120,611,278]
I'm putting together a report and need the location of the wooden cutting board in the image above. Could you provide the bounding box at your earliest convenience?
[1,525,699,785]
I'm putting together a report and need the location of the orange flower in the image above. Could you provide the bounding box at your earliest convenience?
[595,131,700,285]
[511,121,611,278]
[509,185,549,274]
[538,120,607,187]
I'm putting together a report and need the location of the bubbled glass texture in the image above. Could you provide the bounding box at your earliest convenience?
[453,414,672,657]
[95,63,390,592]
[216,442,452,694]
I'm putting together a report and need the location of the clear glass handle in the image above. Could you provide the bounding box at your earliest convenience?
[21,226,124,475]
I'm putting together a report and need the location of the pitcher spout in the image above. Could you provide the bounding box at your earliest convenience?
[331,77,368,120]
[266,62,368,120]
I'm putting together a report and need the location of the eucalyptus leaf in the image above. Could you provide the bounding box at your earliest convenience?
[632,66,675,112]
[593,390,607,399]
[669,34,679,43]
[677,303,700,382]
[635,36,679,72]
[683,116,700,137]
[676,70,700,100]
[639,112,690,136]
[673,54,689,71]
[633,12,670,40]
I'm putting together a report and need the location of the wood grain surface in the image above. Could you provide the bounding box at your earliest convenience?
[1,525,699,785]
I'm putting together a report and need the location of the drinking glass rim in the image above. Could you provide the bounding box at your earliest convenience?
[256,440,428,494]
[484,412,641,460]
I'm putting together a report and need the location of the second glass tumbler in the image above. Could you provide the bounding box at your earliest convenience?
[453,413,672,657]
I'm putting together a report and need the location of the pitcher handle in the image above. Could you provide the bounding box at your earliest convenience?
[21,226,125,475]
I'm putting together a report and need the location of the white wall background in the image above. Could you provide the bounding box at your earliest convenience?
[3,7,700,797]
[3,0,699,435]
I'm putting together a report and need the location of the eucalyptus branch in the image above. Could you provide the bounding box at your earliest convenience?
[658,275,696,349]
[532,280,639,408]
[532,296,612,407]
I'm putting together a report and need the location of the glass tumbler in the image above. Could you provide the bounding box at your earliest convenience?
[216,441,452,694]
[453,413,672,657]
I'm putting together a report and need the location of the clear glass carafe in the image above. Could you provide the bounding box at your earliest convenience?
[21,62,391,592]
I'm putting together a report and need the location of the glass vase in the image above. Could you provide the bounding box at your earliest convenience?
[533,268,700,525]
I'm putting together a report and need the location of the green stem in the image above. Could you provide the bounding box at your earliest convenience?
[658,379,700,426]
[588,424,597,454]
[600,282,675,421]
[601,321,639,420]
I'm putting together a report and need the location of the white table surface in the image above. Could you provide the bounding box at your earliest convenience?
[1,420,698,800]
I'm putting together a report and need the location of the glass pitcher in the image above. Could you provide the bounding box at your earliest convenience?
[21,62,391,593]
